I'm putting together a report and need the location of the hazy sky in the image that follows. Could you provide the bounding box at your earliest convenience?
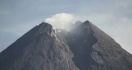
[0,0,132,53]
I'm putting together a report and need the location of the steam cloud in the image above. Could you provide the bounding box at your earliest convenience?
[45,13,78,31]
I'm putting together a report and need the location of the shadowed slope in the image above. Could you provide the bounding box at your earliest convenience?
[58,20,132,70]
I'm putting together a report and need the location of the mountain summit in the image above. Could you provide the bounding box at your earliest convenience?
[0,21,132,70]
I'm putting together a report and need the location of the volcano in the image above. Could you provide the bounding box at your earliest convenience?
[0,20,132,70]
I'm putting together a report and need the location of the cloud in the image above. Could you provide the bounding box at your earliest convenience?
[45,13,78,31]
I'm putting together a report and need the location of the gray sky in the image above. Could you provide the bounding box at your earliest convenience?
[0,0,132,53]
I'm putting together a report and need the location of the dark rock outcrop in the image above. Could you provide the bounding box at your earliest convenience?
[0,21,132,70]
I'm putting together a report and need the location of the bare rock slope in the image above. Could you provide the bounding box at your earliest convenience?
[0,23,79,70]
[0,21,132,70]
[62,21,132,70]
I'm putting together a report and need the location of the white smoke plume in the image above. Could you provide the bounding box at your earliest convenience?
[45,13,78,31]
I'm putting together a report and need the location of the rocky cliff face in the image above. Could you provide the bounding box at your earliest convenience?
[0,21,132,70]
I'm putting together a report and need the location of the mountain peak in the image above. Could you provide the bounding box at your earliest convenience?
[84,20,91,23]
[38,22,52,28]
[38,22,53,32]
[0,20,132,70]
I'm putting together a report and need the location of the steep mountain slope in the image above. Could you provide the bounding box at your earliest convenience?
[60,21,132,70]
[0,22,79,70]
[0,20,132,70]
